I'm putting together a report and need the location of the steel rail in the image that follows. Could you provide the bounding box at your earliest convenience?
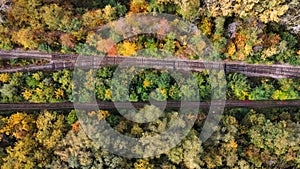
[1,50,300,78]
[0,100,299,111]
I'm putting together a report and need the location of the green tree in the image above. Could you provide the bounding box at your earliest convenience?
[247,120,300,168]
[40,4,65,30]
[167,129,203,168]
[0,24,13,50]
[0,84,17,102]
[227,73,250,100]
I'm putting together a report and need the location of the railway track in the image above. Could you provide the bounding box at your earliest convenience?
[0,100,299,111]
[1,50,300,78]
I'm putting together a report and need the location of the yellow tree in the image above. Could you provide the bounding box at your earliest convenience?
[11,28,39,49]
[0,112,35,140]
[7,0,42,29]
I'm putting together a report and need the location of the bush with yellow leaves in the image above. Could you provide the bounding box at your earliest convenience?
[0,73,9,83]
[129,0,149,13]
[0,112,35,139]
[82,5,117,28]
[1,110,68,169]
[12,28,39,50]
[118,41,138,56]
[149,0,201,21]
[204,0,289,23]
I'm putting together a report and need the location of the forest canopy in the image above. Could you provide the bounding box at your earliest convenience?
[0,108,299,168]
[0,0,299,64]
[0,0,299,169]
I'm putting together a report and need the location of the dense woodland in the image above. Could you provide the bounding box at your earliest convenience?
[0,0,299,169]
[0,0,299,64]
[0,108,300,168]
[0,69,300,103]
